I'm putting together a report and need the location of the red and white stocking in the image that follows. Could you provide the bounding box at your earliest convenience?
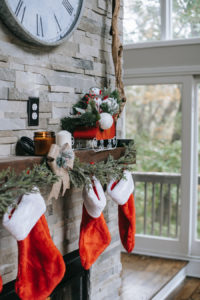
[3,190,65,300]
[107,170,136,253]
[79,177,111,270]
[0,275,2,293]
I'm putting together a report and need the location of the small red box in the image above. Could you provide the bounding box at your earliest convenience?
[73,121,116,140]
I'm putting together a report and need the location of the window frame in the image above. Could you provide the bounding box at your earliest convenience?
[191,79,200,257]
[123,0,200,277]
[124,75,198,261]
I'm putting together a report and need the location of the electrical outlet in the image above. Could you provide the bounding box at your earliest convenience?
[27,97,39,126]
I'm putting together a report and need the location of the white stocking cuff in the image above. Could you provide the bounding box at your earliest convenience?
[2,188,46,241]
[107,170,134,205]
[83,176,106,218]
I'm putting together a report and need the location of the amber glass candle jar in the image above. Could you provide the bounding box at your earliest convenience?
[34,131,55,155]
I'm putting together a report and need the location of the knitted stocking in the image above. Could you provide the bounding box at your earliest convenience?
[107,170,136,253]
[79,177,111,270]
[3,190,65,300]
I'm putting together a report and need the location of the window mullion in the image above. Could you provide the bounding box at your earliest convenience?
[160,0,172,40]
[191,80,200,256]
[180,76,196,256]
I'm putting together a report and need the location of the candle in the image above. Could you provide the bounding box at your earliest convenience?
[34,131,55,156]
[56,130,72,147]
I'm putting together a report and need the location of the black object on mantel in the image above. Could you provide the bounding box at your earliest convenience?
[117,139,134,147]
[16,136,35,156]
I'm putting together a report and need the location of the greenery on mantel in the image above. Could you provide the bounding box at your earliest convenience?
[0,142,136,216]
[0,164,59,216]
[69,142,136,189]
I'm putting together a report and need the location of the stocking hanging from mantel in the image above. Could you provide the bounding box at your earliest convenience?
[79,177,111,270]
[2,189,65,300]
[0,275,2,293]
[107,170,136,253]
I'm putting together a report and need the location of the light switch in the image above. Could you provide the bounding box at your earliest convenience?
[27,97,39,126]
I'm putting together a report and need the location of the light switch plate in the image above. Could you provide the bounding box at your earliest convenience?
[27,97,39,126]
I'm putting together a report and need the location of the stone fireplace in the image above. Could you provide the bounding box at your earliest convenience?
[0,0,124,298]
[0,152,123,300]
[1,250,89,300]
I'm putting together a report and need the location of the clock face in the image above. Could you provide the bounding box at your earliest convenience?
[0,0,84,46]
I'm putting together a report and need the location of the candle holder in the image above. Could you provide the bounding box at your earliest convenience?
[34,131,55,156]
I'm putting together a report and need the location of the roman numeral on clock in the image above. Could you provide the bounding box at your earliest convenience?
[36,14,44,37]
[15,0,26,23]
[62,0,74,16]
[54,14,62,33]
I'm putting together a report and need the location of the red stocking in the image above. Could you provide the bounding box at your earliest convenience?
[79,177,111,270]
[107,171,136,253]
[3,190,65,300]
[0,276,2,293]
[15,215,65,300]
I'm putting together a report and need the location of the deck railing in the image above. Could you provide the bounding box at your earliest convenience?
[132,172,181,238]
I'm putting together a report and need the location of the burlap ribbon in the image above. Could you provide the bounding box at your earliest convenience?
[47,143,74,201]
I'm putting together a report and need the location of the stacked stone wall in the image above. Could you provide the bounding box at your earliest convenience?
[0,1,124,299]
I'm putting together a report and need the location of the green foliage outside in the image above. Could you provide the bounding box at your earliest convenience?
[123,0,160,44]
[173,0,200,39]
[133,133,181,173]
[123,0,200,44]
[125,85,182,238]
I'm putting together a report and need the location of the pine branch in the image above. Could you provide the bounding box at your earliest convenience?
[0,163,59,216]
[0,142,136,216]
[68,142,136,188]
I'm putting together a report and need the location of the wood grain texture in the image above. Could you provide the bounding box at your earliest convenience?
[120,253,187,300]
[166,277,200,300]
[0,147,134,173]
[75,147,128,163]
[0,156,43,173]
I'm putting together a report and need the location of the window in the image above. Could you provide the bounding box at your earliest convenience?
[123,0,161,44]
[126,84,182,238]
[173,0,200,39]
[126,84,181,172]
[123,0,200,260]
[123,0,200,45]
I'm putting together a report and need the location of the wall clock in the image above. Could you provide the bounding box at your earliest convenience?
[0,0,85,46]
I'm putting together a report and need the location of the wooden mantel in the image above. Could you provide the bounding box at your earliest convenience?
[0,147,133,173]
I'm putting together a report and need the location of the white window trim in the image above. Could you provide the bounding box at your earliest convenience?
[124,38,200,50]
[191,79,200,257]
[160,0,172,40]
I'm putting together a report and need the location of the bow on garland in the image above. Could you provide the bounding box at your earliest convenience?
[47,143,74,200]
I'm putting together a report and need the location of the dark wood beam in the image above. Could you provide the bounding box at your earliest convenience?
[0,147,135,173]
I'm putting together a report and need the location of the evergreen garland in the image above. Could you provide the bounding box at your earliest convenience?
[69,141,136,188]
[0,163,59,216]
[0,142,136,216]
